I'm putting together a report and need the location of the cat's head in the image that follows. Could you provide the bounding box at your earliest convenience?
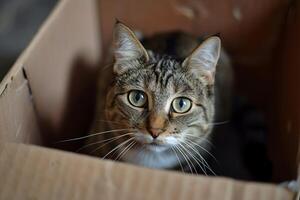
[105,22,221,152]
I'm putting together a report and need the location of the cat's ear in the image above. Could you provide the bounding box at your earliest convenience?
[182,36,221,85]
[113,22,149,74]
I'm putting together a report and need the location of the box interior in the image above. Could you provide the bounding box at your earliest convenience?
[0,0,299,186]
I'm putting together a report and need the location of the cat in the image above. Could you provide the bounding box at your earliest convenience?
[87,21,233,174]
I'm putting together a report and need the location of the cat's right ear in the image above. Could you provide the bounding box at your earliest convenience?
[113,22,149,75]
[182,36,221,85]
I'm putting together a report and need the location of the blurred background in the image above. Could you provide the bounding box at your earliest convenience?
[0,0,57,79]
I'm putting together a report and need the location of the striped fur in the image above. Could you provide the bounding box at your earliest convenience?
[87,22,233,174]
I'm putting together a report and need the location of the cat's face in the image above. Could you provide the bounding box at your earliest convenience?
[105,22,220,153]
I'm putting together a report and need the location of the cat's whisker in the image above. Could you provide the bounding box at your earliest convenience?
[89,133,134,155]
[116,141,136,160]
[174,145,193,174]
[75,132,134,152]
[56,128,132,143]
[186,139,218,164]
[115,140,136,161]
[177,143,198,175]
[179,141,207,175]
[183,134,215,147]
[101,137,135,159]
[170,146,185,173]
[208,120,230,126]
[187,120,230,129]
[184,141,211,172]
[95,119,126,126]
[114,141,132,160]
[173,145,187,172]
[200,137,215,147]
[183,140,216,176]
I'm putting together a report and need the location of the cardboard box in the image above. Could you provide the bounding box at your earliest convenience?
[0,0,299,199]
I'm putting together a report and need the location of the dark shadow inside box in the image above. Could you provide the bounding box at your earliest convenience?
[41,55,100,152]
[209,97,272,182]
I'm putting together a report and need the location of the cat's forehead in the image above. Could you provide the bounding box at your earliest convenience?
[149,56,180,72]
[147,58,187,92]
[116,57,203,98]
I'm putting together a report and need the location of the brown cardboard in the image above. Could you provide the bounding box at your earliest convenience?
[0,142,294,200]
[0,0,299,199]
[0,66,41,144]
[22,0,102,145]
[271,0,300,181]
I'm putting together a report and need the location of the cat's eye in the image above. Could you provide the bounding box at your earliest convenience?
[128,90,147,107]
[172,97,192,113]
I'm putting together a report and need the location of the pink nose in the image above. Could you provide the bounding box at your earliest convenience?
[148,128,163,139]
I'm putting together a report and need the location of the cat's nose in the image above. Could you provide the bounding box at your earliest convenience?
[147,114,167,139]
[148,128,163,139]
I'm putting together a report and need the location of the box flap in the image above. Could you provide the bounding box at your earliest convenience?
[0,143,294,200]
[0,67,41,144]
[0,0,102,145]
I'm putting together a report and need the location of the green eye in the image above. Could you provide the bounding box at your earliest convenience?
[172,97,192,113]
[128,90,147,107]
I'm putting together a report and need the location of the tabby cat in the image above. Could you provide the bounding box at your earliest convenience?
[87,22,233,174]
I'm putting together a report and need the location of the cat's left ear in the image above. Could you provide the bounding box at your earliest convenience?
[113,22,149,75]
[182,36,221,85]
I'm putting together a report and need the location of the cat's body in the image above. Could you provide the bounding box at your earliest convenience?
[87,22,233,174]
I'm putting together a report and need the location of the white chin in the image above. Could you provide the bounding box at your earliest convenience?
[144,144,170,152]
